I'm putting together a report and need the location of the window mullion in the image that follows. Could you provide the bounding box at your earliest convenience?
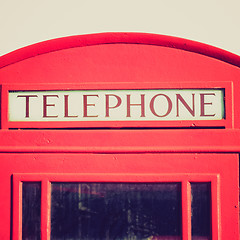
[182,180,191,240]
[211,176,221,240]
[41,179,51,240]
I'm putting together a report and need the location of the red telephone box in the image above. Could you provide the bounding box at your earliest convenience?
[0,33,240,240]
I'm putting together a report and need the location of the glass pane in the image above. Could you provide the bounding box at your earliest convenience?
[22,182,41,240]
[51,183,181,240]
[191,183,211,240]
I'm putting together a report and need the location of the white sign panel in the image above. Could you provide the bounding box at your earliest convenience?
[9,89,224,122]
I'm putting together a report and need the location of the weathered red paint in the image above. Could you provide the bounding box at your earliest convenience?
[0,33,240,239]
[9,154,238,240]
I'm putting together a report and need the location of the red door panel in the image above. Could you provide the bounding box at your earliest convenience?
[0,153,238,240]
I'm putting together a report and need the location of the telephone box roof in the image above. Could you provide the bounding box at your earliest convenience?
[0,32,240,69]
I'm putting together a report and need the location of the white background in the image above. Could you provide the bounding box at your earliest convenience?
[0,0,240,56]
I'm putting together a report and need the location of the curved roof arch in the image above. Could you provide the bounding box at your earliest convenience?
[0,32,240,69]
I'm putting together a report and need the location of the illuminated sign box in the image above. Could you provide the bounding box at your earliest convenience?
[9,89,224,122]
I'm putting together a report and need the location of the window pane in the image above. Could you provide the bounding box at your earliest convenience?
[22,182,41,240]
[191,183,211,240]
[51,183,181,240]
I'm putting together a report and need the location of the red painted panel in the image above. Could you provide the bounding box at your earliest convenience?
[0,43,239,85]
[1,129,240,153]
[1,34,239,87]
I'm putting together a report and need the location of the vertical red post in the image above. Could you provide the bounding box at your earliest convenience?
[182,180,191,240]
[41,179,51,240]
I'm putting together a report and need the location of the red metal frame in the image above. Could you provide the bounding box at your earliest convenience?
[13,173,219,240]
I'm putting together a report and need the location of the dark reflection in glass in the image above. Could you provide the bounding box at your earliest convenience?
[22,182,41,240]
[191,183,211,240]
[51,183,182,240]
